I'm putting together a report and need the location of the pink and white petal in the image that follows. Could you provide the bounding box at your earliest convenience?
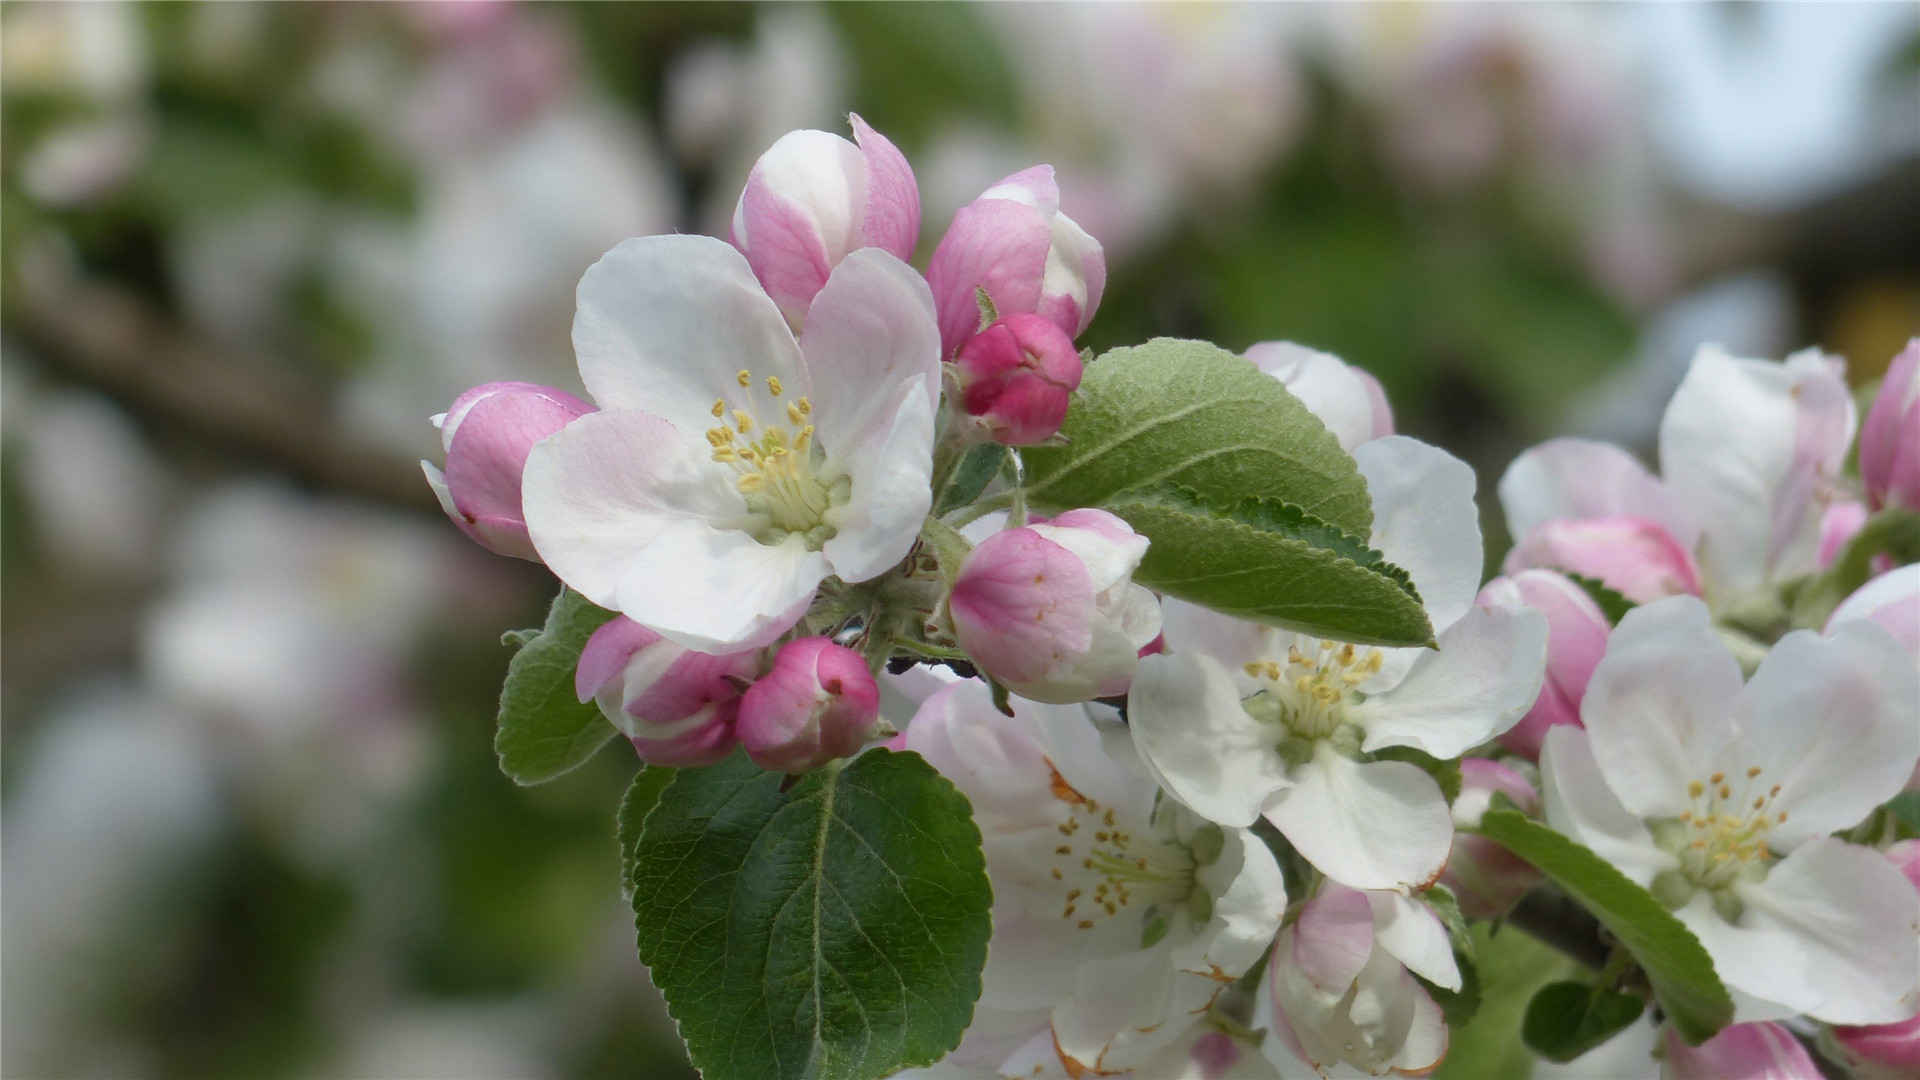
[614,527,821,653]
[1353,436,1483,636]
[575,617,659,702]
[1357,605,1548,760]
[1038,210,1103,339]
[1266,749,1453,892]
[521,409,745,610]
[848,113,918,260]
[1735,838,1920,1025]
[1540,726,1676,888]
[736,173,834,327]
[1367,890,1462,991]
[1128,653,1291,828]
[1499,437,1692,549]
[820,388,936,584]
[903,681,1056,828]
[1581,597,1743,819]
[980,164,1061,214]
[1827,563,1920,652]
[924,197,1052,358]
[1246,341,1380,452]
[1729,623,1920,845]
[1387,974,1450,1076]
[1291,886,1377,996]
[799,247,941,462]
[572,236,804,436]
[1663,1021,1821,1080]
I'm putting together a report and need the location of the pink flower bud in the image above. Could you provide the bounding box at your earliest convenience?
[422,381,592,561]
[1442,758,1543,918]
[575,616,760,767]
[730,113,918,327]
[1665,1022,1820,1080]
[1476,570,1609,761]
[1818,500,1870,570]
[1245,341,1394,451]
[1503,514,1702,604]
[926,164,1106,358]
[953,313,1084,445]
[1862,340,1920,512]
[949,509,1160,704]
[736,637,880,773]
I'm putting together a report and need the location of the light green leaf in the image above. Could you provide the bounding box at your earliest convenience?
[1101,486,1433,647]
[1477,810,1732,1044]
[1521,981,1646,1063]
[1022,338,1373,536]
[494,588,619,785]
[629,749,992,1080]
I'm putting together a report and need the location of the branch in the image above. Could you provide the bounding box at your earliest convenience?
[1504,887,1612,970]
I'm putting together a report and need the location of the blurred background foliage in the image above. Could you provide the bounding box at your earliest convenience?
[2,3,1916,1077]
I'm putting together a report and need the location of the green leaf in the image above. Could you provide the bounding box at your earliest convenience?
[1424,950,1483,1030]
[1787,508,1920,628]
[1521,981,1646,1063]
[1476,810,1733,1043]
[934,442,1007,516]
[494,588,619,785]
[1565,573,1636,626]
[1022,338,1373,537]
[1101,485,1433,647]
[617,767,676,902]
[1887,791,1920,839]
[629,749,993,1080]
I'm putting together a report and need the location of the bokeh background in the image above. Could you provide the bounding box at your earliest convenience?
[3,3,1917,1077]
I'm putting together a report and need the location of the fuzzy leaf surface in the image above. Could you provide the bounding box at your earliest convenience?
[495,588,619,784]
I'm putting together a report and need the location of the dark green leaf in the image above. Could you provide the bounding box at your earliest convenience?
[617,767,675,902]
[1477,810,1732,1043]
[1521,981,1646,1063]
[1565,573,1636,626]
[1887,791,1920,839]
[1023,339,1373,537]
[1424,950,1483,1030]
[494,588,619,785]
[629,750,992,1080]
[1102,485,1433,647]
[934,442,1007,516]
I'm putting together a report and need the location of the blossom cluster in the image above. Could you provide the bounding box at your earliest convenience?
[427,117,1920,1079]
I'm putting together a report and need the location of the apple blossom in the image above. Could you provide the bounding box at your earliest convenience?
[520,235,941,651]
[421,380,591,560]
[1540,597,1920,1023]
[1829,841,1920,1077]
[949,509,1161,704]
[1442,758,1544,919]
[1258,884,1459,1077]
[1861,340,1920,512]
[729,113,919,327]
[574,615,761,767]
[1476,569,1610,760]
[953,313,1084,445]
[903,679,1285,1074]
[1663,1021,1821,1080]
[1827,567,1920,791]
[1130,436,1547,890]
[925,164,1106,358]
[1501,345,1855,611]
[735,636,879,773]
[1244,341,1394,452]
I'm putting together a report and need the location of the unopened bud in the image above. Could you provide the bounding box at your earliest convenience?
[954,314,1083,445]
[1441,758,1543,918]
[1476,570,1609,760]
[1861,340,1920,512]
[422,381,591,561]
[1504,514,1701,604]
[736,637,880,773]
[575,616,760,767]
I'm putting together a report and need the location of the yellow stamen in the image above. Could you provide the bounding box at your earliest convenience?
[736,369,751,387]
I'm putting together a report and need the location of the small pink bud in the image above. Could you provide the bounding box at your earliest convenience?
[575,616,760,767]
[736,637,880,773]
[1665,1022,1820,1080]
[730,113,919,327]
[1476,570,1609,761]
[422,381,591,561]
[954,314,1083,445]
[1504,514,1702,604]
[949,509,1160,704]
[1818,500,1870,570]
[925,164,1106,358]
[1862,340,1920,512]
[1442,758,1543,918]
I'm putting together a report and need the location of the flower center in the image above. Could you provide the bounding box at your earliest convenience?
[1649,765,1786,916]
[706,370,848,547]
[1241,640,1382,751]
[1045,773,1215,945]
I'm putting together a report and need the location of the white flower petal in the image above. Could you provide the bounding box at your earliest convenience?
[1357,605,1547,760]
[1367,891,1461,991]
[1581,597,1744,819]
[1128,653,1291,828]
[1353,435,1483,635]
[614,526,821,652]
[1158,598,1282,693]
[1499,437,1694,550]
[820,388,934,583]
[572,235,803,437]
[799,247,942,465]
[1540,726,1676,889]
[1730,623,1920,845]
[1191,827,1290,979]
[1266,749,1453,891]
[1246,341,1379,452]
